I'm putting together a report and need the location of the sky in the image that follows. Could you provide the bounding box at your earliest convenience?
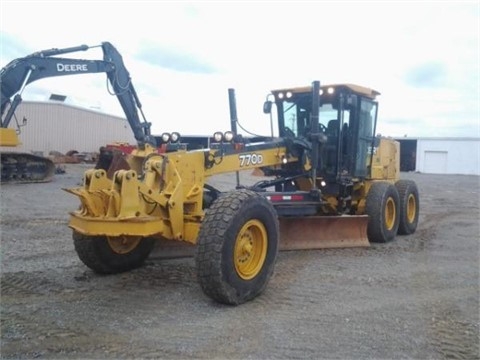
[1,1,479,139]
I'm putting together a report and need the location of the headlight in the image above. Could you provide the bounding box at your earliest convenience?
[170,132,181,143]
[327,87,335,94]
[286,91,292,98]
[224,131,234,142]
[213,131,223,142]
[161,132,170,142]
[278,92,284,99]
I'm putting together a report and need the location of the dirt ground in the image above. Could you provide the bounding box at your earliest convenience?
[1,164,479,359]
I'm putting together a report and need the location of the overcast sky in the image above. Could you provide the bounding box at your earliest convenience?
[1,1,479,139]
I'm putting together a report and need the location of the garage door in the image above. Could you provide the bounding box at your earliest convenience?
[424,151,448,174]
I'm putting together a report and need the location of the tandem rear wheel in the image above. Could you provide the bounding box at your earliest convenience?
[395,179,420,235]
[195,189,279,305]
[365,182,400,243]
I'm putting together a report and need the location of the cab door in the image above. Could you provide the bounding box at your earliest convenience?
[353,98,378,178]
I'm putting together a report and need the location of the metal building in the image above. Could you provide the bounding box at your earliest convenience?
[2,100,136,155]
[3,101,479,176]
[396,137,480,175]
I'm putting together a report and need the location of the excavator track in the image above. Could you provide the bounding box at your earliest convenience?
[1,152,55,184]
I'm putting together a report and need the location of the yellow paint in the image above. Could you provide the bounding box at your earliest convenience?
[65,79,401,248]
[234,219,268,280]
[0,128,20,147]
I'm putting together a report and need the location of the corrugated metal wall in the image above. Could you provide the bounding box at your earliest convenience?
[2,101,136,155]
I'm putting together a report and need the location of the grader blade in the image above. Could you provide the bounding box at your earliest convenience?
[151,239,195,259]
[279,215,370,250]
[150,215,369,259]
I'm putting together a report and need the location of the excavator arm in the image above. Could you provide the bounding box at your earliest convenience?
[1,42,156,148]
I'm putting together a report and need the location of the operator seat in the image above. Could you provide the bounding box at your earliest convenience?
[326,119,339,137]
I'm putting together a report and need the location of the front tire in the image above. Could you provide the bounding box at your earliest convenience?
[395,180,419,235]
[73,232,155,274]
[195,189,279,305]
[366,182,400,243]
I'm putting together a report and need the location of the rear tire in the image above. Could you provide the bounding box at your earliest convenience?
[395,180,419,235]
[73,232,155,274]
[366,182,400,243]
[195,189,279,305]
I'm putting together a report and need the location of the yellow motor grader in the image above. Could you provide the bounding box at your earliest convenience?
[66,81,420,305]
[1,42,419,305]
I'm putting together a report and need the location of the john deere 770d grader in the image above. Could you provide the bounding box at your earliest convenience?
[1,42,419,305]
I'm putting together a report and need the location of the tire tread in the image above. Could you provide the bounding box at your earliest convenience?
[195,189,278,305]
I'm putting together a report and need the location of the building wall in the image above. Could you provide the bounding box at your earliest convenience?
[1,101,136,155]
[416,138,480,175]
[3,101,480,176]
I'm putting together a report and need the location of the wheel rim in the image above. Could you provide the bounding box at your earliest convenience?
[385,197,396,231]
[406,193,416,223]
[234,219,268,280]
[107,236,142,254]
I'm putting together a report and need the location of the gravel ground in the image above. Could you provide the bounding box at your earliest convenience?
[1,164,479,359]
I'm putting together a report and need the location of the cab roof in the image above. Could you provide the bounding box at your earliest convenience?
[271,83,380,99]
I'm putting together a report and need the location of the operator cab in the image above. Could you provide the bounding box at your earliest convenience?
[266,84,380,182]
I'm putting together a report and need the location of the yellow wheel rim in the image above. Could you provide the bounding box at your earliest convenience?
[385,197,396,231]
[234,220,268,280]
[107,236,142,254]
[406,194,416,223]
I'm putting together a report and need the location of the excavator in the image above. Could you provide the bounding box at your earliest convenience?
[2,42,420,305]
[0,125,56,183]
[0,42,156,183]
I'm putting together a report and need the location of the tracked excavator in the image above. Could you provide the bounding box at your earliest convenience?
[0,42,156,183]
[3,42,420,305]
[0,127,56,183]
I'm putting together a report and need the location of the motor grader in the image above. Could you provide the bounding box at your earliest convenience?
[1,41,419,305]
[66,81,420,305]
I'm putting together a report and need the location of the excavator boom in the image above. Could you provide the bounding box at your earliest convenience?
[1,42,156,183]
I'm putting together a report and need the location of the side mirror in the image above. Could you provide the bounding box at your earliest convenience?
[263,101,272,114]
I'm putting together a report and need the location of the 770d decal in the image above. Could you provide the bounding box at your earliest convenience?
[239,153,264,167]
